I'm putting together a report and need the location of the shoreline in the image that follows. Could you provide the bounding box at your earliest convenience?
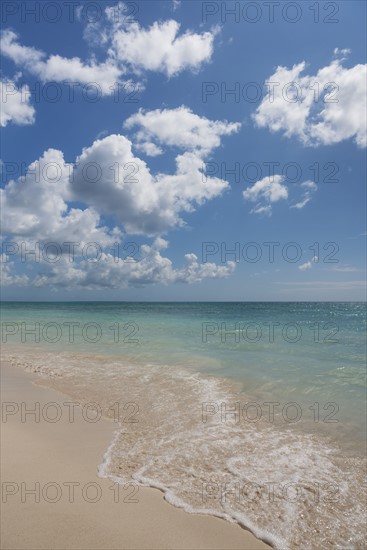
[1,359,271,550]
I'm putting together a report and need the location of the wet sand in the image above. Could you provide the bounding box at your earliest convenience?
[0,360,271,550]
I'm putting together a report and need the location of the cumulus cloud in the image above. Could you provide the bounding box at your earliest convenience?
[298,261,312,271]
[124,106,241,155]
[2,108,238,239]
[243,175,288,215]
[1,107,239,288]
[0,29,124,95]
[253,54,367,148]
[0,79,35,126]
[106,19,217,77]
[298,256,318,271]
[1,4,218,95]
[30,239,235,289]
[0,148,120,247]
[0,254,29,286]
[72,134,231,234]
[72,108,239,234]
[135,141,163,157]
[0,238,235,289]
[72,133,170,235]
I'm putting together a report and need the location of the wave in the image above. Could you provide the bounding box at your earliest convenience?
[2,347,366,549]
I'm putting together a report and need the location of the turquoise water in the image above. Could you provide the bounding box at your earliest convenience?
[1,301,366,445]
[1,302,366,549]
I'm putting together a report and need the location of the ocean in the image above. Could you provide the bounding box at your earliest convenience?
[1,301,366,549]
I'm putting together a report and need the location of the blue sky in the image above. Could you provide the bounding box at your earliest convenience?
[1,0,366,300]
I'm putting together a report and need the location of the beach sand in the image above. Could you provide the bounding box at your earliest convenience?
[1,360,271,550]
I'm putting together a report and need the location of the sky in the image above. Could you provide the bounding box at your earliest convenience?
[0,0,366,301]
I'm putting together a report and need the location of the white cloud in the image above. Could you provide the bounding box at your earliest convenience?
[72,133,171,235]
[72,133,232,235]
[30,239,235,289]
[333,48,351,59]
[2,107,238,240]
[0,235,236,289]
[105,17,217,77]
[1,8,219,95]
[298,261,312,271]
[298,256,318,271]
[1,106,239,287]
[301,180,317,190]
[291,180,318,209]
[292,197,311,210]
[135,141,163,157]
[0,254,29,286]
[0,148,119,247]
[243,177,318,215]
[253,55,367,148]
[124,106,241,155]
[243,175,288,215]
[0,79,35,126]
[0,29,124,95]
[251,204,272,216]
[0,30,43,65]
[72,108,239,235]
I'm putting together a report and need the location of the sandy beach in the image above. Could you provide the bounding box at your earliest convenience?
[1,360,271,550]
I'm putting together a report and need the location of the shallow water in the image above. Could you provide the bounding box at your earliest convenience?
[1,302,366,548]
